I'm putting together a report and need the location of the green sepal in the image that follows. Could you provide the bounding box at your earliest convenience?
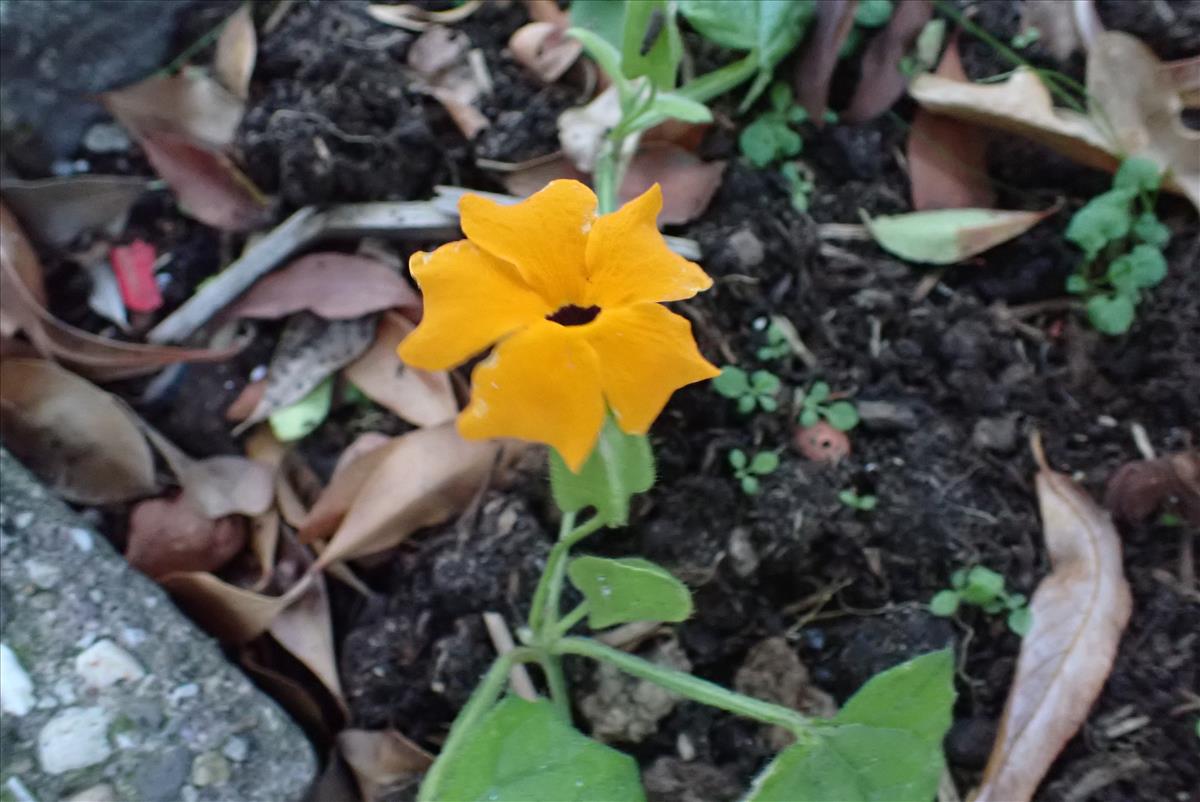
[567,556,693,629]
[549,413,655,528]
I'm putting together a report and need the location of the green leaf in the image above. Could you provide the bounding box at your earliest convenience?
[738,394,758,414]
[822,401,859,431]
[729,448,748,470]
[431,696,646,802]
[741,475,761,495]
[807,381,830,404]
[855,0,894,27]
[750,452,780,475]
[1065,188,1135,259]
[1066,273,1089,294]
[621,0,683,89]
[1124,244,1167,288]
[799,408,820,427]
[1113,156,1162,193]
[642,92,713,124]
[568,27,628,90]
[1132,213,1170,247]
[929,590,960,616]
[751,370,781,393]
[758,395,779,412]
[770,81,793,112]
[739,118,782,167]
[858,494,878,511]
[269,377,333,442]
[1007,606,1032,636]
[567,556,692,629]
[549,414,655,527]
[863,207,1053,265]
[712,365,750,397]
[836,650,955,745]
[570,0,627,52]
[960,566,1005,605]
[1086,293,1135,335]
[950,569,967,589]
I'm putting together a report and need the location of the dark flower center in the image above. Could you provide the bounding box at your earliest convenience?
[547,304,600,326]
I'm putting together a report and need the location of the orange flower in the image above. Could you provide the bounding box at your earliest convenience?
[398,180,719,470]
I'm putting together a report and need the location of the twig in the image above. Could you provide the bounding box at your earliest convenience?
[482,612,537,701]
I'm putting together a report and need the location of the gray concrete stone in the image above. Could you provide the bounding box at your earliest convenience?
[0,450,316,801]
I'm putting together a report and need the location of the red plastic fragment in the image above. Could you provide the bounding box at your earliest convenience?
[110,239,162,313]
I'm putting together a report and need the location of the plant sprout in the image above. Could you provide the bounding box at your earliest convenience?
[930,566,1031,636]
[713,366,782,413]
[729,448,780,495]
[798,380,859,430]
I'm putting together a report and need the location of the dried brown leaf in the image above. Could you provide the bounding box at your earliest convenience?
[0,202,46,338]
[223,252,421,321]
[407,26,489,139]
[843,0,933,123]
[0,175,150,248]
[249,508,280,591]
[1019,0,1103,61]
[139,424,275,518]
[522,0,569,26]
[337,729,432,801]
[102,70,244,149]
[974,450,1133,802]
[158,571,307,644]
[125,495,247,579]
[343,312,457,428]
[509,21,582,84]
[794,0,859,125]
[215,4,257,100]
[298,433,397,544]
[1162,56,1200,108]
[1104,451,1200,527]
[241,641,338,742]
[367,0,483,31]
[907,36,996,210]
[0,359,157,503]
[226,378,267,422]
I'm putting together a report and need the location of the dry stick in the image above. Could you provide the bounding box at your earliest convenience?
[481,612,538,702]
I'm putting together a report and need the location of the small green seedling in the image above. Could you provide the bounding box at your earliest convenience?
[712,366,781,413]
[1065,156,1170,335]
[740,82,808,168]
[838,489,877,511]
[797,381,859,431]
[780,161,815,213]
[729,449,779,495]
[1011,26,1041,49]
[930,566,1031,636]
[753,317,791,361]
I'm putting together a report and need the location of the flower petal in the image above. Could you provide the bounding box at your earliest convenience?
[397,240,551,370]
[584,184,713,307]
[459,180,597,307]
[584,303,719,435]
[458,320,605,471]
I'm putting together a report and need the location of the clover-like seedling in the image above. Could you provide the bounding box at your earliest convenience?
[729,448,779,495]
[753,317,791,361]
[712,366,781,413]
[797,381,859,431]
[838,488,877,512]
[739,82,809,168]
[1065,156,1170,335]
[930,566,1031,636]
[779,162,815,213]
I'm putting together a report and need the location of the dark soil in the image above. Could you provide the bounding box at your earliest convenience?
[18,1,1199,801]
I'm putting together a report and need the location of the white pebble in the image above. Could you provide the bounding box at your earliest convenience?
[70,528,95,552]
[0,643,35,716]
[75,640,145,689]
[37,707,112,774]
[13,511,33,529]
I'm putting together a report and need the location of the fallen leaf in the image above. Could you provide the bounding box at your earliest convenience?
[102,69,244,150]
[139,424,275,518]
[367,0,483,31]
[315,422,515,567]
[794,0,859,125]
[159,571,310,644]
[139,131,271,232]
[249,508,280,590]
[223,252,421,321]
[298,433,398,544]
[110,239,163,313]
[0,359,157,503]
[83,261,130,332]
[0,202,46,337]
[240,642,339,742]
[1019,0,1103,61]
[337,730,433,801]
[343,312,458,427]
[407,26,489,139]
[0,175,150,247]
[843,0,933,123]
[234,313,376,433]
[558,84,625,173]
[1162,56,1200,108]
[793,421,851,464]
[125,495,247,579]
[509,21,582,84]
[226,378,267,422]
[974,445,1132,802]
[215,4,257,99]
[523,0,569,26]
[861,206,1057,265]
[1104,451,1200,527]
[907,36,996,210]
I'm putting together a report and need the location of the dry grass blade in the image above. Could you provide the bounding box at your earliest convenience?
[974,441,1133,802]
[102,70,244,150]
[0,175,151,248]
[843,0,933,124]
[215,4,257,99]
[125,496,247,579]
[337,730,432,801]
[0,359,157,504]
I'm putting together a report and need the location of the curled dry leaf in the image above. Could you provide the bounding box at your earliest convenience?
[215,4,257,99]
[793,421,851,464]
[974,446,1132,802]
[522,0,569,26]
[558,85,625,174]
[407,26,489,139]
[226,377,267,422]
[139,424,275,518]
[125,495,247,579]
[314,422,520,567]
[84,260,130,332]
[907,35,996,210]
[160,571,309,643]
[843,0,934,124]
[1162,56,1200,108]
[861,206,1058,265]
[367,0,482,31]
[1019,0,1104,61]
[102,69,244,150]
[249,508,280,590]
[0,359,157,504]
[299,433,396,544]
[223,252,421,321]
[794,0,859,125]
[0,201,46,338]
[337,729,433,801]
[509,21,582,84]
[343,312,458,428]
[0,175,150,247]
[1104,450,1200,527]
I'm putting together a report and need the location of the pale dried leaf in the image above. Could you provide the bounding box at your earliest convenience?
[509,21,582,84]
[367,0,482,31]
[249,508,280,591]
[139,424,274,518]
[407,26,490,139]
[102,70,244,149]
[794,0,859,125]
[337,730,432,801]
[843,0,933,123]
[0,202,46,337]
[522,0,569,26]
[0,359,157,504]
[0,175,150,247]
[344,312,459,428]
[215,4,257,99]
[974,456,1133,802]
[299,433,397,544]
[125,495,247,579]
[83,261,130,332]
[224,253,421,321]
[1161,56,1200,108]
[159,571,310,644]
[861,206,1057,264]
[1019,0,1103,61]
[1104,451,1200,527]
[558,85,625,173]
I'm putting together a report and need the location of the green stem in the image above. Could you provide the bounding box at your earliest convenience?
[528,512,576,636]
[542,515,606,637]
[417,647,538,802]
[538,653,571,720]
[554,637,813,734]
[554,603,590,639]
[594,139,622,215]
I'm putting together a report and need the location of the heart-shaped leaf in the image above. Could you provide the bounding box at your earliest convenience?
[567,556,692,629]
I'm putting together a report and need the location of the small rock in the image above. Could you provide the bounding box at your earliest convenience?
[4,777,37,802]
[972,416,1018,453]
[37,706,112,774]
[54,677,78,705]
[69,527,95,551]
[642,757,742,802]
[727,528,759,578]
[856,400,920,432]
[169,682,200,705]
[82,122,132,153]
[64,784,117,802]
[222,736,249,762]
[580,639,691,743]
[14,511,34,529]
[24,559,60,589]
[75,639,145,689]
[191,751,231,787]
[727,227,764,269]
[1,642,36,716]
[132,747,191,802]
